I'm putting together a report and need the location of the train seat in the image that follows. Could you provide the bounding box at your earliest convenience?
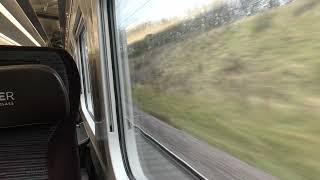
[0,46,81,180]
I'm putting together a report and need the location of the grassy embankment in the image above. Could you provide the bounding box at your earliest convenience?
[130,0,320,179]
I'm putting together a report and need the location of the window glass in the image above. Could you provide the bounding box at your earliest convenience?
[79,29,94,117]
[115,0,320,179]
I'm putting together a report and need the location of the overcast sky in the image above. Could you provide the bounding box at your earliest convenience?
[118,0,215,28]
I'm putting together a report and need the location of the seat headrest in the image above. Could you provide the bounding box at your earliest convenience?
[0,65,70,128]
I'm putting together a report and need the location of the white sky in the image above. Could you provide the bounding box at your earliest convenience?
[118,0,215,28]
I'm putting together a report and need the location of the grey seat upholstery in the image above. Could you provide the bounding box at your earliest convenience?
[0,46,81,180]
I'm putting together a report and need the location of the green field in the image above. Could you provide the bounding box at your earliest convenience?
[130,0,320,179]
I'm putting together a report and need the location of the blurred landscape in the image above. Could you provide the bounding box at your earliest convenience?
[127,0,320,179]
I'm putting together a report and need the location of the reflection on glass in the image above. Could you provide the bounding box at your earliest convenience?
[116,0,320,179]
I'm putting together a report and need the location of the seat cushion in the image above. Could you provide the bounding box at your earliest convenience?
[0,46,81,180]
[0,125,53,180]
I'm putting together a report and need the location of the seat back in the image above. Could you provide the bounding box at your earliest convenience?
[0,46,81,180]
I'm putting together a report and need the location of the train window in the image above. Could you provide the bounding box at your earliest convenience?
[111,0,320,179]
[79,29,95,117]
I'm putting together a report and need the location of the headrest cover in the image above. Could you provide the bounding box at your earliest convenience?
[0,65,69,128]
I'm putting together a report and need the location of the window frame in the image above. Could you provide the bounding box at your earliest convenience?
[97,0,147,179]
[74,14,96,134]
[99,0,147,180]
[79,29,95,117]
